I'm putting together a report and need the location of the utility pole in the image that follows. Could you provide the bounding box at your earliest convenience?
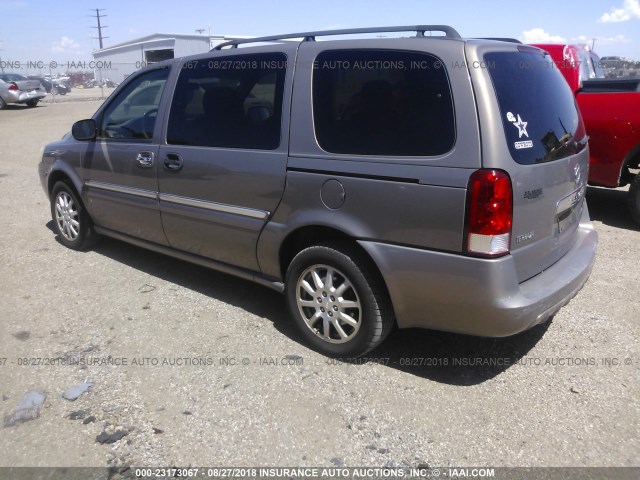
[0,40,4,74]
[90,9,108,94]
[91,9,108,49]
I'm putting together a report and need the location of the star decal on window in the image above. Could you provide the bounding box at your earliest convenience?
[511,114,529,138]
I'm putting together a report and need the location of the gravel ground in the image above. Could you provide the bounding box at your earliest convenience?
[0,100,638,471]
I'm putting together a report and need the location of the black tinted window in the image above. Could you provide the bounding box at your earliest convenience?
[485,51,586,164]
[99,68,169,140]
[167,53,286,150]
[313,50,455,156]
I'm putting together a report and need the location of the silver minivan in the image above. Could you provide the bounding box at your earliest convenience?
[39,26,598,357]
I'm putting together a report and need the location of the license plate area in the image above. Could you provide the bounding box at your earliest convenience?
[558,204,580,234]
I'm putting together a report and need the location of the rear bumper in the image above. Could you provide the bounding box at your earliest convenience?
[4,90,46,104]
[359,212,598,337]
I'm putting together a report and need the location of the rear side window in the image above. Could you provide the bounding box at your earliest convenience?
[485,51,586,164]
[167,53,286,150]
[313,50,455,156]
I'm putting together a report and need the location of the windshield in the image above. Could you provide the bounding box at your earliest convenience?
[485,51,587,165]
[576,48,605,81]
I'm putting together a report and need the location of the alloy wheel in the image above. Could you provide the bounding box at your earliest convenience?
[54,191,80,241]
[295,264,362,344]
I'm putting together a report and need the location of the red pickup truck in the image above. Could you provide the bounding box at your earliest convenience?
[532,43,640,225]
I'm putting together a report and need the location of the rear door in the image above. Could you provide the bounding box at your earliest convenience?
[468,43,590,282]
[156,46,294,271]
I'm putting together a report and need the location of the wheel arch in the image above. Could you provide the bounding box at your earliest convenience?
[281,228,398,355]
[277,225,395,321]
[619,142,640,186]
[279,225,354,280]
[47,164,84,198]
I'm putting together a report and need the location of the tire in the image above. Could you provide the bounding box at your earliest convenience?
[628,173,640,226]
[26,99,39,108]
[51,87,58,95]
[0,97,7,110]
[50,181,98,250]
[285,242,394,357]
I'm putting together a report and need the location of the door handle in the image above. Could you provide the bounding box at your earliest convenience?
[136,151,154,168]
[164,153,184,171]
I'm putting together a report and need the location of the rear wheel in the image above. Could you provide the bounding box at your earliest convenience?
[628,173,640,225]
[285,242,394,357]
[26,99,39,108]
[50,181,98,250]
[0,97,7,110]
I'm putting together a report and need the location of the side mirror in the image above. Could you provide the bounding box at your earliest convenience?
[72,119,97,141]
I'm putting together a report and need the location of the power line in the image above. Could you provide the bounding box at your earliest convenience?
[91,8,108,49]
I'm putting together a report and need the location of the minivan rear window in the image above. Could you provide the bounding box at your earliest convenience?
[485,51,586,164]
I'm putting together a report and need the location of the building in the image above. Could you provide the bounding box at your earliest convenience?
[92,33,247,82]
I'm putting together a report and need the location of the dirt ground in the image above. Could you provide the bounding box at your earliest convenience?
[0,100,638,472]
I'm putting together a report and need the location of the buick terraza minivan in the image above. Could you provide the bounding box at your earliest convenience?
[39,26,598,357]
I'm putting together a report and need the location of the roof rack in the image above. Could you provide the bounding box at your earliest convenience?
[479,37,522,44]
[212,25,462,50]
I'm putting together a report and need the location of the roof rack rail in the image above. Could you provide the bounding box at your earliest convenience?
[479,37,522,44]
[212,25,462,50]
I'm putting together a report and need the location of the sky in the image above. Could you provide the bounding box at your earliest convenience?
[0,0,639,69]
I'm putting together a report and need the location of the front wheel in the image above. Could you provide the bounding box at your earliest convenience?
[628,173,640,225]
[285,243,394,357]
[50,181,98,250]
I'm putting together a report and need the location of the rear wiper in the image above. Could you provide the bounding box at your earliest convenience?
[549,134,576,159]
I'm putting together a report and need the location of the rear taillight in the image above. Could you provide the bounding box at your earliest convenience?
[466,169,513,257]
[8,83,19,91]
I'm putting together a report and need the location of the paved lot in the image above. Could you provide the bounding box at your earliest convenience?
[0,100,638,470]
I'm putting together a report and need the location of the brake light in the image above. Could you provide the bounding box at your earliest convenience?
[466,169,512,257]
[8,83,19,91]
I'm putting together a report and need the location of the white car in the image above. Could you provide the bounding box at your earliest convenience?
[0,73,47,109]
